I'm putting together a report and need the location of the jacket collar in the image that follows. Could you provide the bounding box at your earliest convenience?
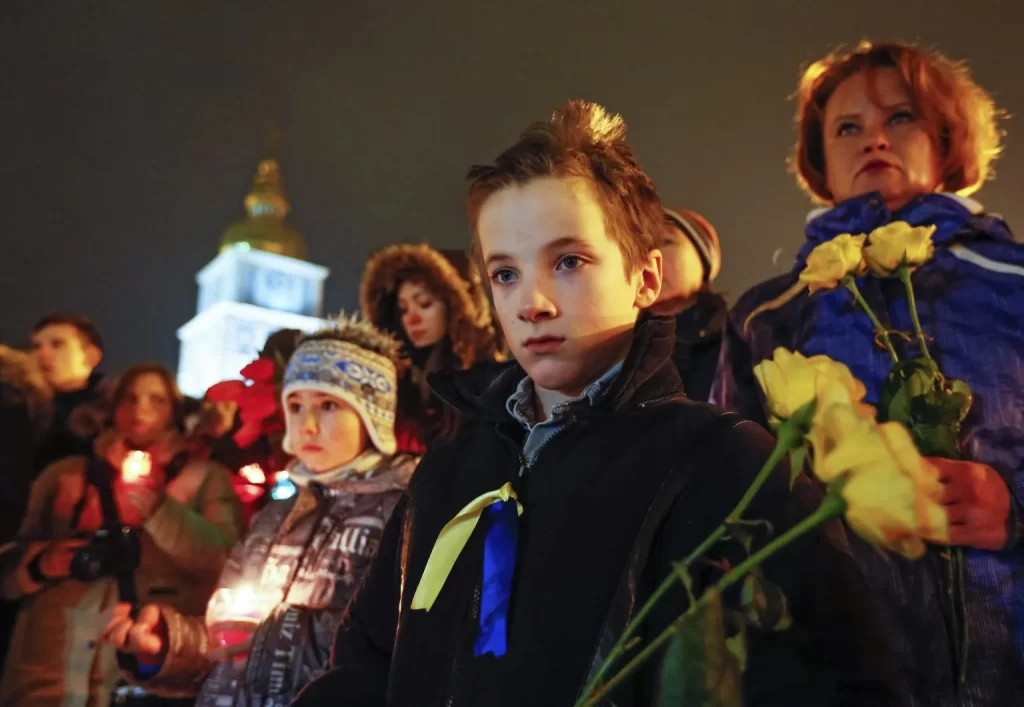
[428,314,683,423]
[796,191,1012,271]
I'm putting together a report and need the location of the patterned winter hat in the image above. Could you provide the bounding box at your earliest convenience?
[281,314,402,455]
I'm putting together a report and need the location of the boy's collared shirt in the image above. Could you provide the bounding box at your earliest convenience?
[505,360,623,466]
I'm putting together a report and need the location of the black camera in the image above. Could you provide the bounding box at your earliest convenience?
[69,526,141,583]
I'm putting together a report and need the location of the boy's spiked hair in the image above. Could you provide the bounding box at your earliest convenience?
[466,99,663,276]
[300,312,407,374]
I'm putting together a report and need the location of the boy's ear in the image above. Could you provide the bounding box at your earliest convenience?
[633,248,663,310]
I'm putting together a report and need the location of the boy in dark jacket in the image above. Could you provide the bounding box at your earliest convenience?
[103,316,418,706]
[297,101,896,707]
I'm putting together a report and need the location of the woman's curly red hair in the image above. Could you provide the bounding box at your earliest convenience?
[793,40,1004,203]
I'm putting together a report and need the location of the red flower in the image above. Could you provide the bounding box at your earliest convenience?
[204,356,285,449]
[206,380,246,403]
[240,358,277,382]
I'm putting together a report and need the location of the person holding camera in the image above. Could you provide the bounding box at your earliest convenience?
[0,363,243,707]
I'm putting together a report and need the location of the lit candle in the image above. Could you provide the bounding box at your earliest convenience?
[121,451,152,483]
[206,584,275,657]
[239,463,266,485]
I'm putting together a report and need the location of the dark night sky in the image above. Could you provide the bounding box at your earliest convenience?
[2,1,1022,375]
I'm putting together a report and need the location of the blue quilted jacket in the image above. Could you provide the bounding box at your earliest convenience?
[713,192,1024,707]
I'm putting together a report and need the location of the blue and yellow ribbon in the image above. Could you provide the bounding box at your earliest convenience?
[411,482,523,612]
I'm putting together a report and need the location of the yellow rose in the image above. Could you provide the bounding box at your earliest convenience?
[799,234,868,293]
[810,404,948,558]
[863,221,937,275]
[754,348,868,423]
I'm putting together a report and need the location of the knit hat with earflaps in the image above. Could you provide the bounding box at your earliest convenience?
[663,208,722,284]
[281,314,403,456]
[360,243,502,369]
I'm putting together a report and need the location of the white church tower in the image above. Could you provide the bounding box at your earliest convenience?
[177,158,328,398]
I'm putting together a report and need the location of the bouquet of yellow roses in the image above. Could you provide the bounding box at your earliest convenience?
[797,222,972,459]
[575,222,958,707]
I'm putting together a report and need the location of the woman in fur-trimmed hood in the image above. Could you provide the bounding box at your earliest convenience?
[360,243,503,452]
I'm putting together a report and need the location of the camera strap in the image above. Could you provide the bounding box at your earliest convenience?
[70,456,119,530]
[72,457,138,608]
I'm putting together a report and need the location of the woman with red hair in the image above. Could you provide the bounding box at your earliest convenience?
[714,41,1023,706]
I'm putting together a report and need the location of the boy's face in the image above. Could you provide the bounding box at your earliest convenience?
[479,176,661,397]
[31,323,100,392]
[285,391,369,472]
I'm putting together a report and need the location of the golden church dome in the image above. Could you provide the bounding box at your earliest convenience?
[219,158,307,260]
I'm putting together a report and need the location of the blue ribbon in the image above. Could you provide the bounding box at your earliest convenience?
[474,500,520,657]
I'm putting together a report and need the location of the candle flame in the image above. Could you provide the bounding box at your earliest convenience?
[239,463,266,485]
[122,451,152,482]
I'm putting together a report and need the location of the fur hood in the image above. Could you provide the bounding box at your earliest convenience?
[0,345,52,426]
[359,243,502,368]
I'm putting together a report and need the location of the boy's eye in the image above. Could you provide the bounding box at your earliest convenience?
[321,400,338,412]
[490,268,518,285]
[288,402,302,414]
[837,121,860,137]
[556,255,584,271]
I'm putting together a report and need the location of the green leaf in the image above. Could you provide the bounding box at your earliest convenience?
[657,590,744,707]
[905,366,938,399]
[788,446,808,489]
[724,610,748,673]
[912,423,960,459]
[910,390,961,425]
[890,357,939,382]
[878,370,903,422]
[672,561,697,604]
[739,569,792,632]
[947,379,974,422]
[723,519,774,556]
[886,385,912,425]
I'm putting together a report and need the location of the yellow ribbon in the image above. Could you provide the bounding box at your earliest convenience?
[410,482,523,611]
[743,280,808,335]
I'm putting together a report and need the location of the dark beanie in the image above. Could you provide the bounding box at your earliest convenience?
[663,208,721,283]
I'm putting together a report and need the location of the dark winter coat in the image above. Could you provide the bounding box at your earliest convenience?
[296,315,898,707]
[669,291,728,403]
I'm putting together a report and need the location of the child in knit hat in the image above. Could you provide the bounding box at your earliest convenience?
[102,314,418,707]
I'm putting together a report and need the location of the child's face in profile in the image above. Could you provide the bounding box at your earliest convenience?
[478,176,660,397]
[285,391,368,472]
[822,67,941,210]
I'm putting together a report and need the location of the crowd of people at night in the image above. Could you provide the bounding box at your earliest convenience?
[0,40,1021,707]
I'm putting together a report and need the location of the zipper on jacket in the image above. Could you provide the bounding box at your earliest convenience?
[495,424,530,477]
[443,579,483,707]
